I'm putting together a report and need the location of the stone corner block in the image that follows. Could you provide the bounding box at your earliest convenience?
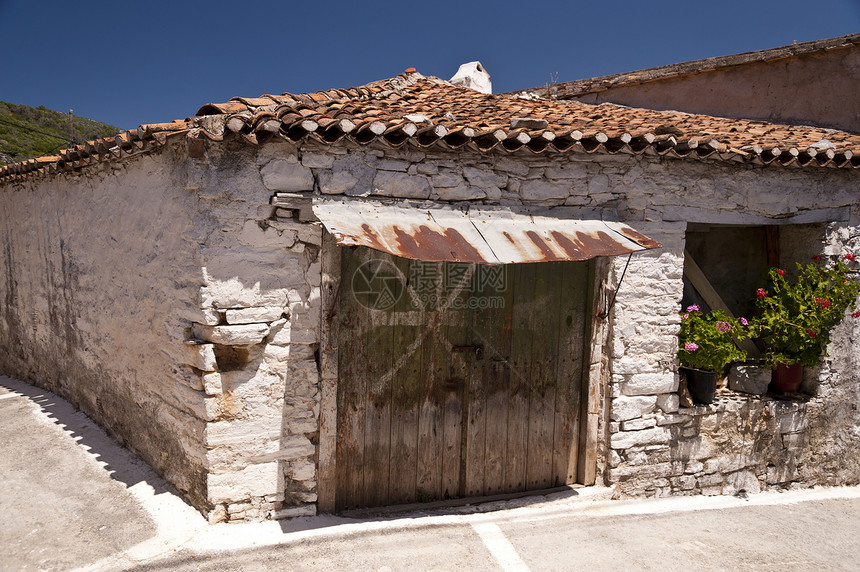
[610,396,658,421]
[208,462,280,504]
[656,393,680,413]
[622,373,678,396]
[206,417,282,448]
[609,426,672,450]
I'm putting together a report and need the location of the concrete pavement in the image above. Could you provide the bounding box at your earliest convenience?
[0,376,205,571]
[2,374,860,571]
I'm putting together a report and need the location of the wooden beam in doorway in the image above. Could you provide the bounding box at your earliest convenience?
[766,226,780,268]
[683,250,760,358]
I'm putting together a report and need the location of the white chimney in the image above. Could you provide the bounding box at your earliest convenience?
[449,61,492,94]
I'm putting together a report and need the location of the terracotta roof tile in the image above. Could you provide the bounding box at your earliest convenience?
[3,70,860,182]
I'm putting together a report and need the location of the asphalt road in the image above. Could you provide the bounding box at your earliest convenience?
[2,375,859,572]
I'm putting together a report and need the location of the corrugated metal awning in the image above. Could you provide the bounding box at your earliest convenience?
[312,199,661,264]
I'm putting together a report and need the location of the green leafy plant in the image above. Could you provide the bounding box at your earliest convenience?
[751,256,860,367]
[678,306,748,372]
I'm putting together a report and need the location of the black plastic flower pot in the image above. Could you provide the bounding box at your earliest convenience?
[681,367,718,405]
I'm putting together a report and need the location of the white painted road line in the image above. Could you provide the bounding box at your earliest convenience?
[471,521,531,572]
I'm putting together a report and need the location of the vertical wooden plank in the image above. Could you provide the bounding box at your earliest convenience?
[684,250,760,356]
[441,263,469,499]
[463,263,491,498]
[504,263,534,493]
[481,265,513,496]
[317,230,340,513]
[360,251,395,508]
[416,261,445,502]
[336,247,366,511]
[766,225,780,267]
[334,336,353,511]
[387,256,422,505]
[525,262,562,490]
[551,262,588,485]
[578,260,600,486]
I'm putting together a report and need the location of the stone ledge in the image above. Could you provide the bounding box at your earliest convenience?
[675,389,812,416]
[226,307,286,325]
[192,323,270,345]
[271,504,317,519]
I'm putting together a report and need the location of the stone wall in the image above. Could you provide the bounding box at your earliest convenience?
[608,393,816,497]
[603,203,860,498]
[2,133,858,520]
[176,141,324,522]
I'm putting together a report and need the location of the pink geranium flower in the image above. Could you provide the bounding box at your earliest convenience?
[686,305,701,312]
[684,342,699,351]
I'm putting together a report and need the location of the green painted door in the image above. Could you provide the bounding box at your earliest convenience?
[335,246,590,511]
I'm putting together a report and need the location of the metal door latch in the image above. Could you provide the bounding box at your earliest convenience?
[452,344,484,360]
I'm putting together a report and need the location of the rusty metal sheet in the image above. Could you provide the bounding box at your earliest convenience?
[469,206,661,263]
[313,200,495,263]
[312,199,660,264]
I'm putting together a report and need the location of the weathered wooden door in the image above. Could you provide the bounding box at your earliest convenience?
[335,246,590,511]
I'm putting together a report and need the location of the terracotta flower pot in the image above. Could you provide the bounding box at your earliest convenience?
[681,367,718,405]
[771,363,803,393]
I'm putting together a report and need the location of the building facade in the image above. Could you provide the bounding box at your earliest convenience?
[1,66,859,522]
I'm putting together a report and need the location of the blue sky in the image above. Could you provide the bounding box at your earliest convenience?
[1,1,858,130]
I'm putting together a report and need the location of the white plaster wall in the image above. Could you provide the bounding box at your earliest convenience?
[0,153,211,505]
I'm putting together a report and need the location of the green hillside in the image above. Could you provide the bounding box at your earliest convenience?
[0,102,121,166]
